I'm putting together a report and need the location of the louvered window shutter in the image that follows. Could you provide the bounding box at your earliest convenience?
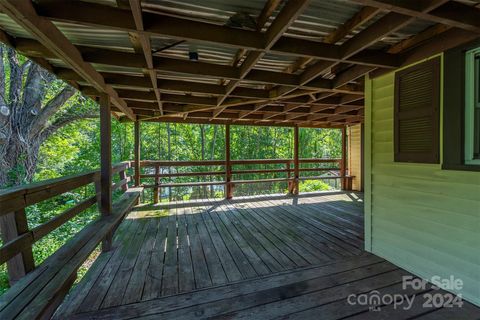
[394,57,440,163]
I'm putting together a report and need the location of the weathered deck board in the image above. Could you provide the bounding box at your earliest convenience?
[62,252,480,320]
[55,192,480,319]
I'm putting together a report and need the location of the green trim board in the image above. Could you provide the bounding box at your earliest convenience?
[443,38,480,172]
[465,48,480,165]
[364,54,480,306]
[364,74,372,252]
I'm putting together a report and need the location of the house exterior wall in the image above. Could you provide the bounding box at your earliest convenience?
[364,54,480,306]
[348,124,362,191]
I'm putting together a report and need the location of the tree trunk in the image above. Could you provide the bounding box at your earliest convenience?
[0,45,97,188]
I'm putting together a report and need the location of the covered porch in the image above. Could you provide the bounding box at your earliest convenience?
[0,0,480,319]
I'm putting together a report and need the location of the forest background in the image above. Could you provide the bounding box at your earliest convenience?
[0,45,341,294]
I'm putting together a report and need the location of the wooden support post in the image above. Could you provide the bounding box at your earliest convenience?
[153,165,160,204]
[225,124,233,199]
[134,120,141,187]
[286,161,291,193]
[99,94,112,252]
[293,126,300,195]
[0,209,35,285]
[341,126,347,190]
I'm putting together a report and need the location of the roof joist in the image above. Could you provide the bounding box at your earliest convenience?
[0,0,136,120]
[34,1,399,69]
[350,0,480,34]
[127,0,163,115]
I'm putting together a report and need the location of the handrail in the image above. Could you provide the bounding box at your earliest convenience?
[0,161,130,215]
[137,158,341,166]
[136,158,351,202]
[0,187,142,320]
[0,161,133,284]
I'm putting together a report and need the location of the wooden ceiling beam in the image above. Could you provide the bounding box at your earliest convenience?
[371,27,480,77]
[213,0,311,118]
[128,0,163,115]
[332,65,376,88]
[298,0,447,91]
[272,4,380,109]
[399,27,479,68]
[122,101,362,127]
[387,23,451,54]
[325,6,380,44]
[350,0,480,33]
[127,97,363,115]
[117,90,218,106]
[236,103,268,121]
[256,0,282,31]
[131,115,342,129]
[34,0,398,68]
[18,39,356,93]
[0,0,135,120]
[57,69,272,99]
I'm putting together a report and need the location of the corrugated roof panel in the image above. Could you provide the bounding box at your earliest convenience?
[54,21,134,51]
[143,0,268,25]
[0,14,32,39]
[256,53,296,72]
[157,73,222,84]
[285,0,363,41]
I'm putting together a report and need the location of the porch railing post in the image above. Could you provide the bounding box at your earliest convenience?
[0,209,35,285]
[134,120,141,188]
[118,167,128,191]
[293,126,300,195]
[153,164,160,204]
[286,161,291,193]
[99,93,112,252]
[225,124,233,199]
[341,126,347,190]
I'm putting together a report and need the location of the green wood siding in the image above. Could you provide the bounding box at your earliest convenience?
[365,54,480,306]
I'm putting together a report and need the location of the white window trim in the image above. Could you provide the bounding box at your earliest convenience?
[464,48,480,165]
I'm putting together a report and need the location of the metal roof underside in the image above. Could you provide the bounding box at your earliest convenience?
[0,0,479,128]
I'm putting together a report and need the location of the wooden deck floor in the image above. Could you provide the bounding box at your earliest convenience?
[55,192,480,319]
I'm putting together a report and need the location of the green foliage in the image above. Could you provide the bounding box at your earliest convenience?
[0,117,131,295]
[0,118,342,295]
[299,180,333,193]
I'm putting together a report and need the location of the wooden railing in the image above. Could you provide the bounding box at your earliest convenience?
[138,158,353,203]
[0,161,132,284]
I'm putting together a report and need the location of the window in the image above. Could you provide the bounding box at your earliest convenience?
[394,58,440,164]
[443,39,480,172]
[465,48,480,164]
